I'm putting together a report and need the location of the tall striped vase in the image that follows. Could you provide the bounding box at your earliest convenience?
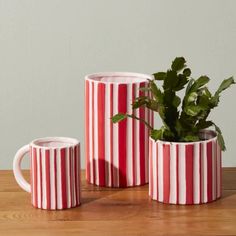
[85,72,154,187]
[13,137,81,210]
[149,130,222,204]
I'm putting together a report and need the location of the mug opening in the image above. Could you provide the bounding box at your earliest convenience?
[31,137,79,149]
[85,72,153,84]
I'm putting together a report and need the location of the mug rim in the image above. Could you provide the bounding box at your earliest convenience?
[149,130,218,145]
[85,72,153,84]
[30,137,80,149]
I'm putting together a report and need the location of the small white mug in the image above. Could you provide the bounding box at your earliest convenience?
[13,137,81,210]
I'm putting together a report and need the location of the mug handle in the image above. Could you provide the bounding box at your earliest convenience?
[13,144,31,193]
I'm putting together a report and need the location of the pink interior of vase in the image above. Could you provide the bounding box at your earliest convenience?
[86,72,151,84]
[32,137,79,148]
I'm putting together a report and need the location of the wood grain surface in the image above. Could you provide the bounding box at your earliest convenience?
[0,168,236,236]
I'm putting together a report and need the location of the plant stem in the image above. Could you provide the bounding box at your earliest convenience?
[126,114,153,130]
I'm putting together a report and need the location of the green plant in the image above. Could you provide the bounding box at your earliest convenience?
[112,57,235,151]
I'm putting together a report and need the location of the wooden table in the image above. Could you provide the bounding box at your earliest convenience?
[0,169,236,235]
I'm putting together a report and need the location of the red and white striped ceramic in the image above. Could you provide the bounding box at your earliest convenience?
[85,72,154,187]
[13,137,81,210]
[149,130,222,204]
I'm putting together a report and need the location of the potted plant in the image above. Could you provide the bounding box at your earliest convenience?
[112,57,234,204]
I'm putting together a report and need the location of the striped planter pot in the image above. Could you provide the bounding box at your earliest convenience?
[149,130,222,204]
[13,137,81,210]
[85,72,154,187]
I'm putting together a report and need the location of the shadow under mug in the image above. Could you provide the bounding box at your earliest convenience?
[13,137,81,210]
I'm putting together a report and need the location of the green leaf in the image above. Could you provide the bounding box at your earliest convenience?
[150,129,163,141]
[172,95,181,107]
[111,113,127,123]
[213,123,226,151]
[184,105,203,116]
[171,57,186,71]
[150,80,163,103]
[185,78,195,95]
[182,135,200,142]
[163,70,178,89]
[146,100,159,112]
[132,99,147,109]
[173,74,189,91]
[153,72,166,80]
[196,120,213,130]
[211,77,235,107]
[215,77,235,95]
[190,76,210,92]
[187,92,198,103]
[139,87,150,92]
[183,68,191,77]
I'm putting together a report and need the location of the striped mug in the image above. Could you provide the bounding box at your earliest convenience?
[85,72,154,187]
[13,137,81,210]
[149,130,222,205]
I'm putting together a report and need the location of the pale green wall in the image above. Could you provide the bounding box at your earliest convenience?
[1,0,235,169]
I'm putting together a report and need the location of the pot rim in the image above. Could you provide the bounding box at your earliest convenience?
[85,72,153,84]
[149,129,217,145]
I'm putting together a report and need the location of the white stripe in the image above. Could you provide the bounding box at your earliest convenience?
[193,143,200,204]
[71,148,76,207]
[178,144,186,204]
[57,149,62,209]
[50,149,56,209]
[31,149,35,206]
[169,144,177,204]
[212,141,216,200]
[158,142,163,202]
[126,83,133,186]
[41,149,47,209]
[36,148,41,208]
[105,83,111,186]
[77,145,81,204]
[135,84,140,185]
[144,83,149,183]
[113,84,119,187]
[89,81,93,183]
[152,141,157,200]
[202,142,208,203]
[66,148,71,208]
[148,141,151,196]
[94,82,99,185]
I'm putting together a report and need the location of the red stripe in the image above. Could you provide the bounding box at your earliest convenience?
[60,148,67,209]
[110,84,114,187]
[74,146,78,205]
[215,142,217,199]
[54,149,57,209]
[97,83,106,186]
[92,82,95,184]
[163,144,170,203]
[118,84,127,187]
[70,147,73,207]
[185,145,194,204]
[176,145,179,204]
[33,148,38,208]
[156,142,159,201]
[30,147,33,204]
[207,142,213,202]
[149,141,153,197]
[45,150,51,209]
[85,80,90,181]
[139,82,146,185]
[132,83,136,186]
[39,150,43,208]
[219,147,222,196]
